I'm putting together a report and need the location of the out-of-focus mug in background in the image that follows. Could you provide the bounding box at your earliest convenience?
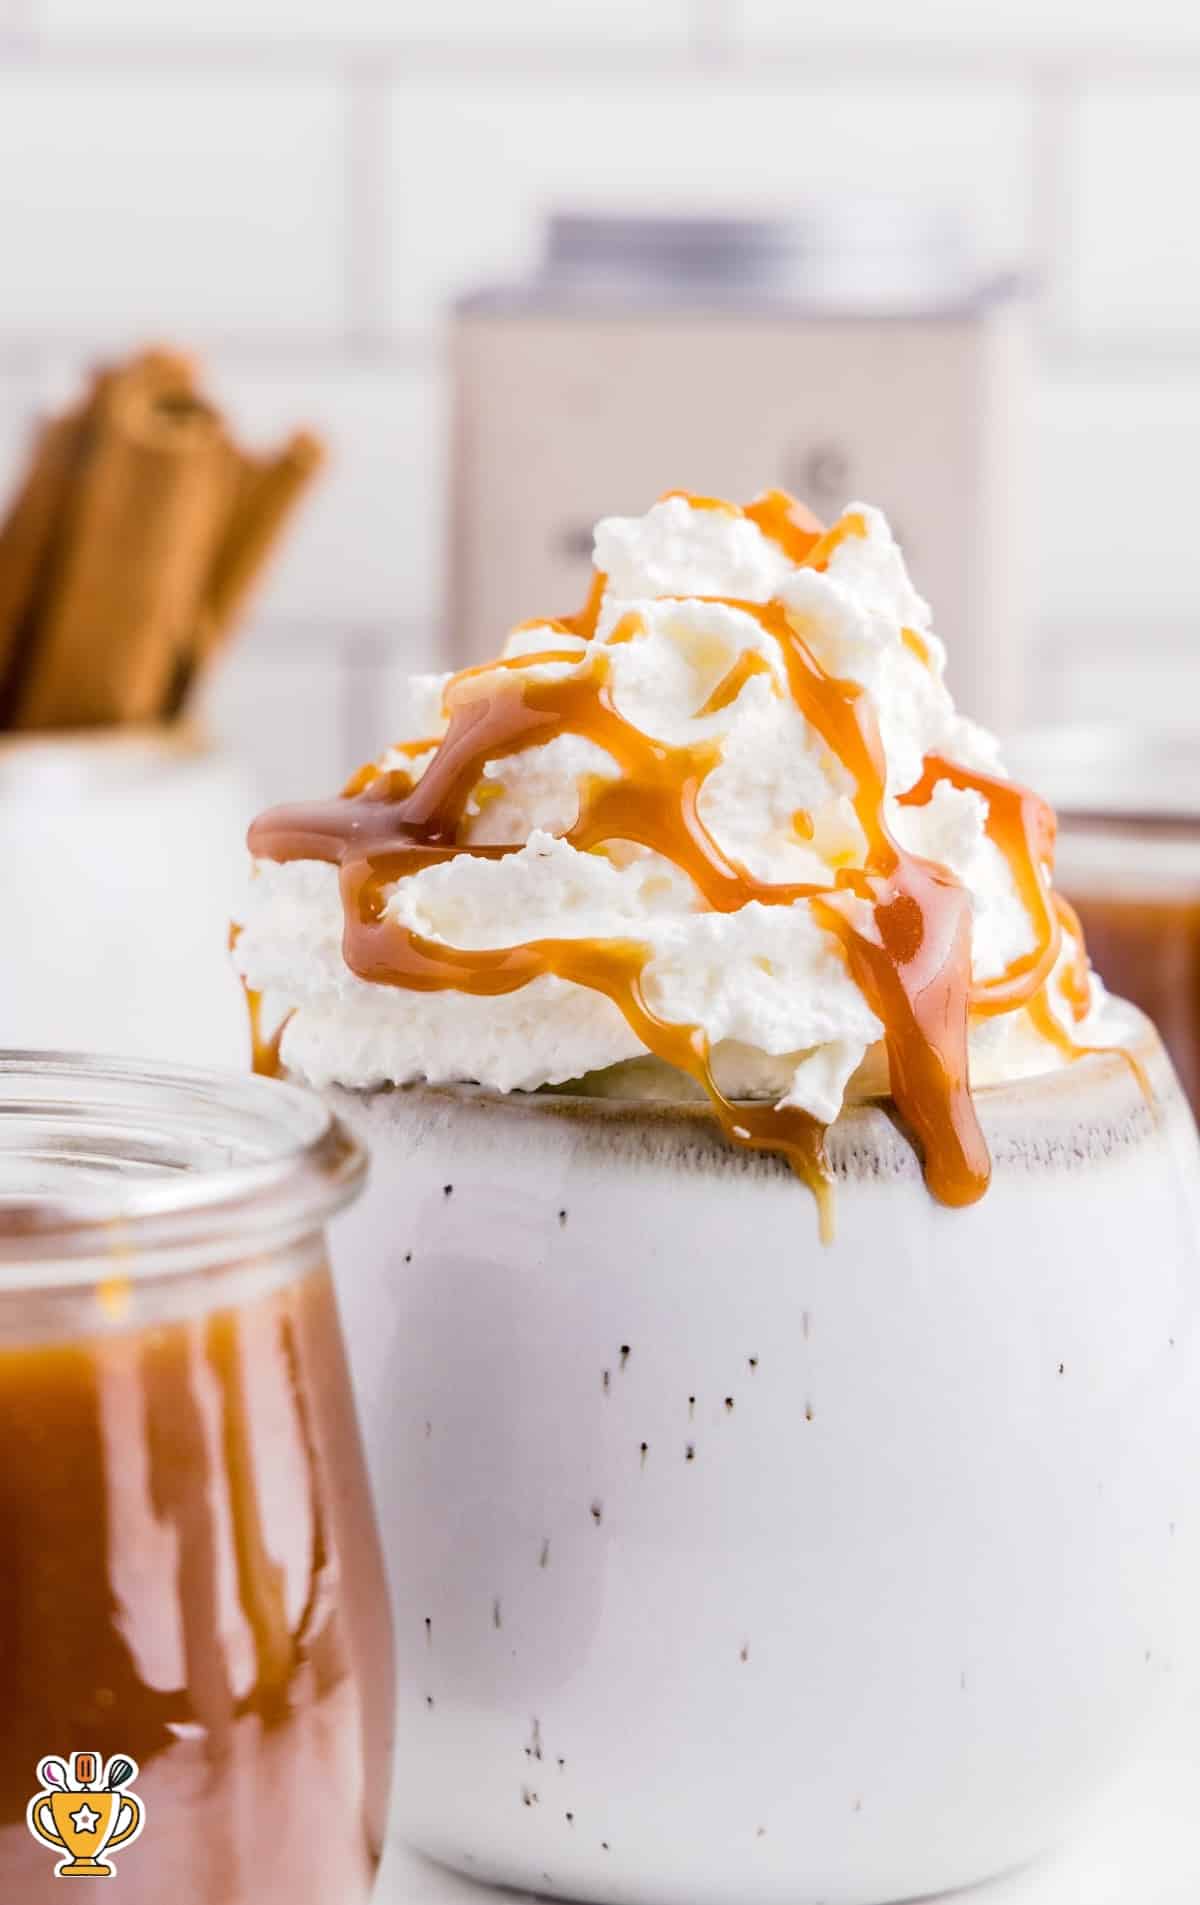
[1008,727,1200,1115]
[0,727,250,1066]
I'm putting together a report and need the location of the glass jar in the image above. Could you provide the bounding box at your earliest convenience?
[1008,725,1200,1114]
[0,1054,392,1904]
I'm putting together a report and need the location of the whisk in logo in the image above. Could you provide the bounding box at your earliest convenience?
[27,1753,145,1879]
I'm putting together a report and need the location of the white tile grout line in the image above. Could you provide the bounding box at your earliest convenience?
[236,614,1200,660]
[689,0,734,65]
[6,321,1200,382]
[1028,61,1076,349]
[10,32,1200,85]
[1,0,36,38]
[0,331,439,373]
[344,58,394,351]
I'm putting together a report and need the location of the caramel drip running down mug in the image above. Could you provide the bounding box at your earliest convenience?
[324,1015,1200,1905]
[0,1054,393,1905]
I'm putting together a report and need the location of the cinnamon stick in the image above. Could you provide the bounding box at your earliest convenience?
[14,361,234,729]
[201,430,325,652]
[0,405,92,723]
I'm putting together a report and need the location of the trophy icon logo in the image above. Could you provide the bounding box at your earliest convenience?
[26,1753,145,1879]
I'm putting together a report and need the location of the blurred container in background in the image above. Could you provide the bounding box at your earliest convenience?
[0,727,250,1066]
[1008,726,1200,1114]
[450,199,1030,730]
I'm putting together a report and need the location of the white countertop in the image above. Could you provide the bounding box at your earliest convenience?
[378,1695,1200,1905]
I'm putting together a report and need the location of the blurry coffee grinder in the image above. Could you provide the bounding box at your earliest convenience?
[448,202,1029,730]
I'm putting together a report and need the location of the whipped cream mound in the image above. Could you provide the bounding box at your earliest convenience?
[235,493,1128,1118]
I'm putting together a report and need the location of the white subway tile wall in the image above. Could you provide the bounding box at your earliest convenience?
[0,72,347,338]
[1066,87,1200,340]
[1035,373,1200,630]
[0,0,1196,797]
[44,0,692,45]
[210,360,448,629]
[738,0,1200,45]
[386,79,1033,327]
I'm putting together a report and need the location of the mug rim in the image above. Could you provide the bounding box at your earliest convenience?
[320,1007,1174,1187]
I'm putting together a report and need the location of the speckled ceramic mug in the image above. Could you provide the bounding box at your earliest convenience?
[324,1015,1200,1905]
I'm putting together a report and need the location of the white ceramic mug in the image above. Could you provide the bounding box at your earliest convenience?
[0,726,251,1067]
[327,1018,1200,1905]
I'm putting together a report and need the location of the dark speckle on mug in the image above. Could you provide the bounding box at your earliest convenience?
[640,1441,649,1469]
[443,1184,454,1197]
[425,1695,434,1709]
[404,1252,413,1264]
[557,1758,565,1770]
[601,1842,610,1851]
[740,1643,749,1663]
[1058,1362,1065,1376]
[566,1813,574,1825]
[493,1597,503,1630]
[558,1209,568,1226]
[688,1396,696,1420]
[424,1617,432,1646]
[685,1443,695,1462]
[749,1356,759,1370]
[724,1397,734,1412]
[591,1501,603,1524]
[540,1537,551,1568]
[602,1370,611,1394]
[620,1345,630,1369]
[805,1403,814,1422]
[521,1787,538,1807]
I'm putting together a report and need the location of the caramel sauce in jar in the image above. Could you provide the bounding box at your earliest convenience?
[0,1058,392,1904]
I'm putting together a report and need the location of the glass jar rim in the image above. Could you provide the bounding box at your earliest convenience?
[0,1050,365,1289]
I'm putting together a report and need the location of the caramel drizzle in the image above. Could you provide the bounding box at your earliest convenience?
[663,488,832,568]
[900,755,1063,1016]
[246,490,1122,1215]
[898,765,1150,1097]
[901,626,932,668]
[1025,895,1150,1094]
[696,648,778,716]
[228,924,292,1079]
[249,504,998,1212]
